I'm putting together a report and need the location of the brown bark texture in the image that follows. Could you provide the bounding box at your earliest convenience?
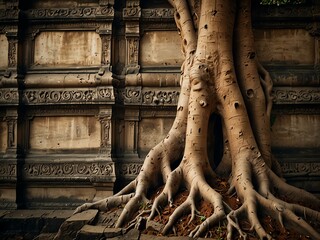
[74,0,320,239]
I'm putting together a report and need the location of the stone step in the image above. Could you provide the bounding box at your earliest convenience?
[0,209,73,239]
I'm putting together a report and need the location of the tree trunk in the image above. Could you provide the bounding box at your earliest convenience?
[74,0,320,239]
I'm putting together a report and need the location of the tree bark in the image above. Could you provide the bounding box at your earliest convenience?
[74,0,320,239]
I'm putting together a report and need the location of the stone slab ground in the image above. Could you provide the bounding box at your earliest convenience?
[0,209,214,240]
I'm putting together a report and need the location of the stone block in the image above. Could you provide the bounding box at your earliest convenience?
[76,224,106,240]
[54,210,98,240]
[0,210,50,234]
[104,227,123,238]
[41,210,74,233]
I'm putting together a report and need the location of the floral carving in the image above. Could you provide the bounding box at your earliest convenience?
[0,164,17,179]
[282,162,320,176]
[123,87,141,104]
[27,7,114,19]
[273,87,320,104]
[123,7,141,18]
[0,89,19,104]
[143,89,179,105]
[23,87,114,105]
[118,163,142,176]
[142,8,175,19]
[24,162,114,178]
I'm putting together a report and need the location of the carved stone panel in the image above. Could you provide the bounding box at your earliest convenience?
[33,31,102,67]
[254,29,315,65]
[140,31,184,67]
[23,87,114,105]
[29,116,101,151]
[271,115,320,149]
[23,161,114,181]
[0,121,7,153]
[0,34,8,68]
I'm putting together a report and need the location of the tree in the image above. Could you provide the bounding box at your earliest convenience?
[75,0,320,239]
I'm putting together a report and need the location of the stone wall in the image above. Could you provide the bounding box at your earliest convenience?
[0,0,319,209]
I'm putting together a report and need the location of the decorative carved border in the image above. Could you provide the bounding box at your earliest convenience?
[118,87,320,106]
[0,9,19,19]
[22,87,114,105]
[26,7,114,20]
[116,162,142,177]
[23,162,115,180]
[141,8,174,19]
[0,163,17,180]
[118,87,180,106]
[282,162,320,177]
[272,87,320,104]
[142,88,180,106]
[0,88,19,105]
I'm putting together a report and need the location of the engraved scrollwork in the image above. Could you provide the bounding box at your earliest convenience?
[23,163,114,178]
[127,38,139,66]
[142,89,180,106]
[0,89,19,104]
[273,88,320,104]
[61,91,72,101]
[281,163,320,176]
[123,7,141,18]
[77,163,90,175]
[142,91,155,104]
[27,7,114,19]
[123,87,141,104]
[23,88,114,104]
[98,88,112,99]
[0,164,16,177]
[118,163,142,176]
[142,8,175,19]
[0,9,19,19]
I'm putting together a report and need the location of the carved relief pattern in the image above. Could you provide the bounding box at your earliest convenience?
[24,162,114,178]
[123,87,141,104]
[8,39,17,67]
[6,118,16,149]
[101,35,111,65]
[143,90,180,105]
[0,164,17,179]
[282,163,320,176]
[23,87,114,105]
[142,8,175,19]
[127,38,139,65]
[27,7,114,19]
[100,118,111,149]
[0,89,19,104]
[117,163,142,176]
[273,88,320,104]
[123,7,141,18]
[0,9,19,19]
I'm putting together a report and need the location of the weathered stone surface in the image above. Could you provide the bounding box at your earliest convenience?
[33,233,57,240]
[0,210,50,234]
[41,210,74,233]
[146,220,164,232]
[54,210,98,240]
[140,234,169,240]
[104,227,123,238]
[95,209,123,227]
[29,116,100,150]
[34,31,102,66]
[123,228,140,240]
[76,224,106,240]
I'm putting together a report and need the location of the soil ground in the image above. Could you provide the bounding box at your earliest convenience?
[115,178,319,240]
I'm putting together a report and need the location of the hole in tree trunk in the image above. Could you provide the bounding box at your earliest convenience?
[183,39,187,46]
[246,89,254,98]
[234,102,240,109]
